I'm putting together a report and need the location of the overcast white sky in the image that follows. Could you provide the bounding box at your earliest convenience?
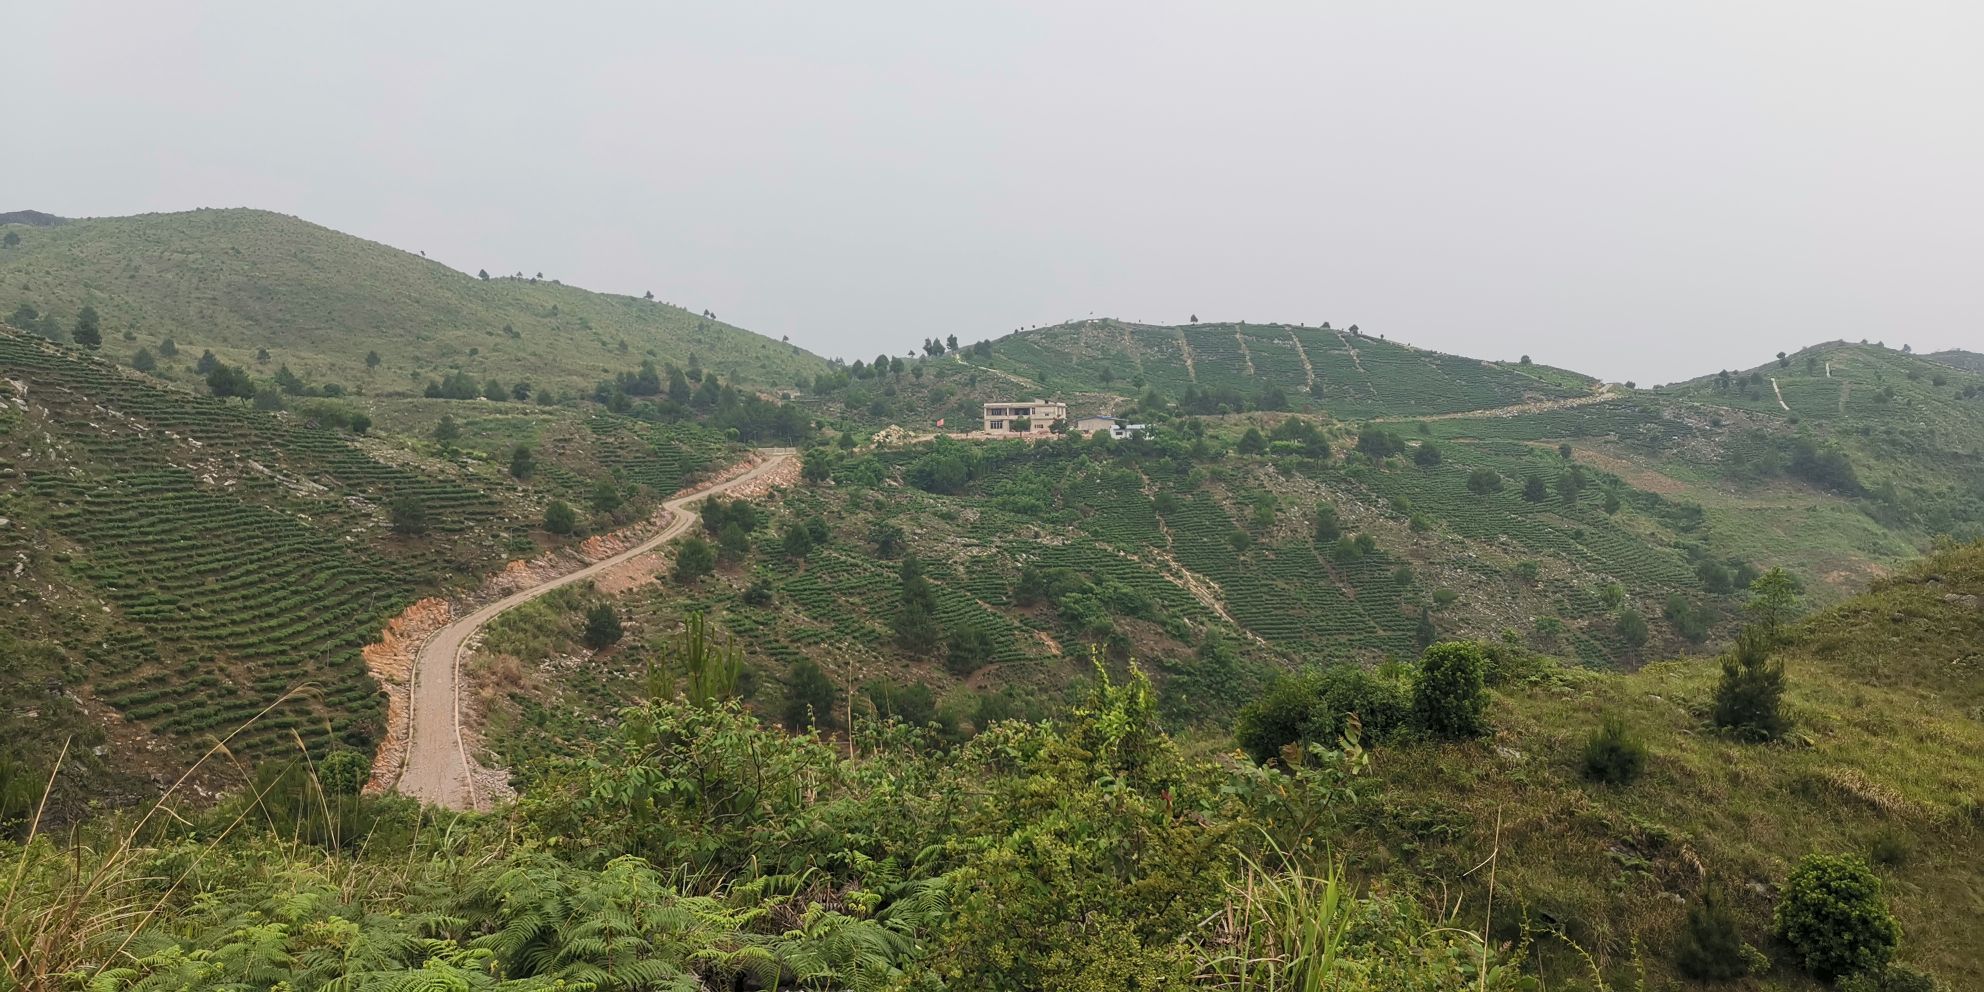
[7,2,1980,381]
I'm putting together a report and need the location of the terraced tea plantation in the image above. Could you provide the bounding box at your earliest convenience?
[583,414,732,495]
[974,319,1599,418]
[0,329,521,762]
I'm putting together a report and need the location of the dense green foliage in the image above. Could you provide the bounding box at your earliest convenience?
[1774,854,1902,981]
[1410,642,1488,739]
[1234,664,1412,765]
[4,666,1546,991]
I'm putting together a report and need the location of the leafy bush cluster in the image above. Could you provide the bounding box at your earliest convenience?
[1235,640,1488,766]
[1774,853,1902,982]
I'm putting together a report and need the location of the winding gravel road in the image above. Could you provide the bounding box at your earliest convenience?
[396,449,795,810]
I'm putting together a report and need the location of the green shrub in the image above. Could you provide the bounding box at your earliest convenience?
[1675,886,1768,980]
[1234,665,1411,765]
[316,749,371,797]
[1580,713,1646,785]
[582,604,623,650]
[1615,608,1649,647]
[783,659,837,729]
[388,496,428,536]
[1411,642,1488,739]
[672,536,716,584]
[945,626,995,677]
[543,500,577,535]
[1774,853,1900,982]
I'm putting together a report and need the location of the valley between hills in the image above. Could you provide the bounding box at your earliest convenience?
[3,208,1982,990]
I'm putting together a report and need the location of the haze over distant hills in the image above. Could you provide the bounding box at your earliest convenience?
[0,209,69,227]
[5,202,1984,987]
[1928,349,1984,373]
[0,208,828,397]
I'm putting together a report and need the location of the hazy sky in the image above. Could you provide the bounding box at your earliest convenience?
[8,2,1980,382]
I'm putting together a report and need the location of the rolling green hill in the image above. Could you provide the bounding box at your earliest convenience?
[5,274,1983,988]
[1927,348,1984,373]
[0,208,830,398]
[965,317,1599,418]
[1653,342,1984,541]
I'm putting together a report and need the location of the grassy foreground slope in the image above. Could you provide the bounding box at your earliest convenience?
[1363,539,1984,988]
[0,208,829,395]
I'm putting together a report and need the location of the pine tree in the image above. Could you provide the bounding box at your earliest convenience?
[1581,713,1647,785]
[71,306,101,349]
[1746,567,1801,640]
[1676,886,1768,980]
[1713,627,1790,741]
[784,658,838,728]
[388,496,428,535]
[894,555,942,653]
[653,612,742,708]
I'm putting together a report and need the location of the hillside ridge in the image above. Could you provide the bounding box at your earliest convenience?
[0,206,830,398]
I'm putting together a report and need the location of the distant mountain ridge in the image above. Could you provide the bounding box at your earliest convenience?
[1929,349,1984,373]
[0,209,70,226]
